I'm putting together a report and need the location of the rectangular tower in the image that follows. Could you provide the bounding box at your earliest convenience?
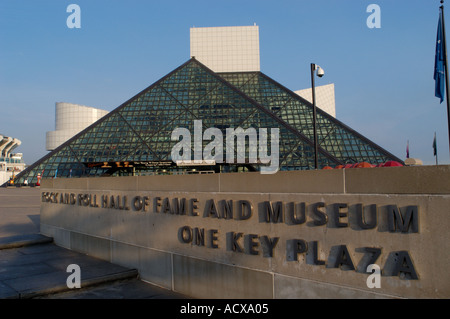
[190,25,260,72]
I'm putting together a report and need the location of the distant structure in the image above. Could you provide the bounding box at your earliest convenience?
[191,25,335,117]
[46,102,109,151]
[0,135,26,185]
[295,83,336,118]
[190,25,261,73]
[404,158,423,166]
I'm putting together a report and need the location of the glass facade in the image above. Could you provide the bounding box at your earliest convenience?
[219,72,400,165]
[12,58,403,185]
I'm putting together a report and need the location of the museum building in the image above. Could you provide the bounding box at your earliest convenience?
[11,57,403,186]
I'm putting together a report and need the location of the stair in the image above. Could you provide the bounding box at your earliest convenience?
[0,234,138,299]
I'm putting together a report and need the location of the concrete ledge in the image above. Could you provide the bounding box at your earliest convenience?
[43,228,274,298]
[43,178,88,190]
[39,166,450,298]
[172,254,273,299]
[219,170,345,194]
[19,269,138,299]
[42,165,450,195]
[273,274,399,299]
[344,165,450,194]
[137,174,221,193]
[0,234,53,250]
[70,232,112,262]
[0,240,139,299]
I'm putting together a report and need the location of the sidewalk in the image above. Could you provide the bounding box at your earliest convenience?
[0,187,41,238]
[0,187,186,299]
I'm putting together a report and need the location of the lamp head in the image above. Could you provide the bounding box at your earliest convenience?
[316,66,325,78]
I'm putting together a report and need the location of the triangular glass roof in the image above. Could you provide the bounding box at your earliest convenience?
[13,58,354,185]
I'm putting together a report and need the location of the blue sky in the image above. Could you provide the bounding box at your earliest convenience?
[1,0,449,165]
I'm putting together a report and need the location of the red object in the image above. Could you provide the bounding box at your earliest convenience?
[343,164,354,169]
[382,161,403,167]
[335,165,344,169]
[322,166,333,170]
[354,162,374,168]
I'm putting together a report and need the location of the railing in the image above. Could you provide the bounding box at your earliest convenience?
[0,157,24,164]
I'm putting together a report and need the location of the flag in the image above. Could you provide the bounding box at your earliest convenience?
[433,133,437,156]
[406,140,410,158]
[435,7,446,103]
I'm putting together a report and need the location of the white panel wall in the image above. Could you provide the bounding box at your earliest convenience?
[190,25,260,72]
[295,84,336,118]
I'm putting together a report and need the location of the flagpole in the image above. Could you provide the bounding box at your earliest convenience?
[435,132,439,165]
[407,140,409,159]
[440,0,450,158]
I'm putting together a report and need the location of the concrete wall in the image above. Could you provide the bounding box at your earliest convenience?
[40,165,450,299]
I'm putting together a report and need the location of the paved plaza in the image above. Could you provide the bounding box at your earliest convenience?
[0,187,41,238]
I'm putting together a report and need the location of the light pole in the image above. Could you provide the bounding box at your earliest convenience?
[310,63,324,169]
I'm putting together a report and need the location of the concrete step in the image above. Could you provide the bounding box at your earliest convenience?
[0,235,186,299]
[37,277,187,299]
[0,234,53,250]
[0,237,139,299]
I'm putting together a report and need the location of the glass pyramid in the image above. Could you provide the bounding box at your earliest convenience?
[11,58,402,185]
[219,72,401,165]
